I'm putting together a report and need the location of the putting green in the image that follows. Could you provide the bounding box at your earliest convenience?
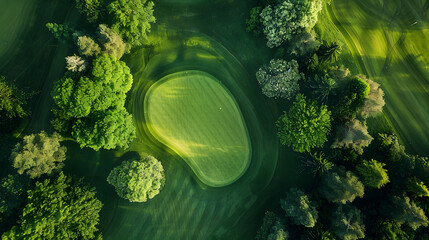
[144,70,251,187]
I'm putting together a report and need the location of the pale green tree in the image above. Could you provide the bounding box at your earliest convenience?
[332,119,373,155]
[319,167,364,204]
[280,188,318,227]
[107,156,165,202]
[356,159,389,189]
[330,204,365,240]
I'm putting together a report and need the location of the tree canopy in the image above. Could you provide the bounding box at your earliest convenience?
[319,167,364,204]
[256,59,303,99]
[107,155,165,202]
[11,131,66,179]
[256,212,289,240]
[280,188,318,227]
[388,196,428,230]
[332,119,373,155]
[260,0,323,47]
[72,108,136,151]
[2,172,102,239]
[75,0,102,23]
[0,174,29,225]
[360,77,385,118]
[107,0,156,47]
[356,159,389,189]
[277,94,331,152]
[407,177,429,197]
[330,204,365,240]
[0,77,27,120]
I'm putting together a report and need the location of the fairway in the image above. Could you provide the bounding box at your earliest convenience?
[145,70,251,187]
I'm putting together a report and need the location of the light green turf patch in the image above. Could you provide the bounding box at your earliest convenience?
[145,70,251,187]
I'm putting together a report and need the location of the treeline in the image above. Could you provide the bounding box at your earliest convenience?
[0,0,166,239]
[247,0,429,239]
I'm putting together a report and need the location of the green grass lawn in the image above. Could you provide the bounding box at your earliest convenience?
[145,70,251,187]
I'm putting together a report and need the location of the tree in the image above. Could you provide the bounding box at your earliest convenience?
[309,73,336,103]
[256,59,303,99]
[97,24,127,60]
[256,212,289,240]
[246,6,263,35]
[107,155,165,202]
[2,172,102,239]
[319,167,364,204]
[316,40,342,63]
[376,221,410,240]
[330,204,365,240]
[356,159,389,189]
[332,119,373,155]
[335,77,370,119]
[300,152,334,175]
[65,54,87,72]
[360,77,385,118]
[407,177,429,197]
[389,195,428,230]
[77,35,101,57]
[107,0,156,46]
[280,188,318,227]
[0,174,29,224]
[0,77,27,119]
[277,94,331,153]
[72,108,136,151]
[46,23,75,43]
[260,0,323,47]
[75,0,102,23]
[11,131,66,179]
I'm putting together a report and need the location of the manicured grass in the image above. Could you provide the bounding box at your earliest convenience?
[145,70,251,187]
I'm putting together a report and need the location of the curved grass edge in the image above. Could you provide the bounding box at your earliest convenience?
[143,70,252,187]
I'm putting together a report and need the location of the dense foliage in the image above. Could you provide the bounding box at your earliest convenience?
[332,119,373,155]
[0,175,29,225]
[356,159,389,189]
[260,0,323,47]
[107,156,165,202]
[107,0,156,47]
[319,167,364,204]
[11,131,66,179]
[277,94,331,152]
[256,59,303,99]
[75,0,102,23]
[280,188,318,227]
[0,77,27,120]
[2,172,102,239]
[330,204,365,240]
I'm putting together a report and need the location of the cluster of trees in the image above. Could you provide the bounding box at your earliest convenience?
[0,76,32,128]
[247,0,429,239]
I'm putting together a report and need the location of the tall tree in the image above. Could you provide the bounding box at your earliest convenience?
[72,108,136,151]
[0,76,27,120]
[319,167,364,204]
[75,0,102,23]
[107,156,165,202]
[97,24,127,60]
[316,40,342,63]
[260,0,323,47]
[256,212,289,240]
[356,159,390,189]
[335,77,370,120]
[277,94,331,153]
[360,77,385,118]
[0,174,29,226]
[280,188,318,227]
[77,35,101,57]
[332,119,373,155]
[107,0,156,46]
[256,59,303,99]
[2,172,102,239]
[330,204,365,240]
[407,177,429,197]
[388,196,428,230]
[11,131,66,179]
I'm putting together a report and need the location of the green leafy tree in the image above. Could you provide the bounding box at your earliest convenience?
[72,108,136,151]
[330,204,365,240]
[97,24,127,60]
[335,77,370,119]
[267,221,288,240]
[332,119,373,155]
[107,156,165,202]
[0,174,29,223]
[361,78,385,118]
[316,40,342,63]
[11,131,66,179]
[75,0,102,23]
[256,59,303,99]
[2,172,102,239]
[319,167,364,204]
[246,6,263,35]
[376,221,410,240]
[356,159,389,189]
[0,77,27,119]
[107,0,156,46]
[256,212,289,240]
[280,188,318,227]
[77,35,101,57]
[389,196,429,230]
[260,0,323,47]
[46,23,75,43]
[407,177,429,197]
[309,73,336,103]
[300,152,334,175]
[277,94,331,153]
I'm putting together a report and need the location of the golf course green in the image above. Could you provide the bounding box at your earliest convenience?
[145,70,251,187]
